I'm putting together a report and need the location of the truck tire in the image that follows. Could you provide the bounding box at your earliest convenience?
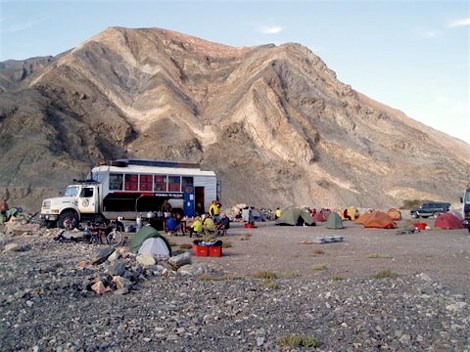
[57,210,79,229]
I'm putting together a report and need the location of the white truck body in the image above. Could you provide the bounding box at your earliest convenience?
[40,159,218,228]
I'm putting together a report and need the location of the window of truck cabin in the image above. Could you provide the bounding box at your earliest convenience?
[168,176,181,192]
[65,186,79,197]
[125,174,139,191]
[182,176,193,188]
[109,174,123,190]
[154,175,168,192]
[139,174,153,191]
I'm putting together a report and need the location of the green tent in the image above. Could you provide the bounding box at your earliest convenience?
[129,225,172,255]
[0,207,18,225]
[326,211,344,229]
[275,206,315,226]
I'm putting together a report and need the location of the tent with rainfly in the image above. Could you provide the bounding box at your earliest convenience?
[433,213,464,230]
[129,225,172,255]
[275,206,315,226]
[356,211,396,229]
[325,211,344,229]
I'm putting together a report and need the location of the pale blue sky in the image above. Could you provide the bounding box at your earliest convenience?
[1,0,469,143]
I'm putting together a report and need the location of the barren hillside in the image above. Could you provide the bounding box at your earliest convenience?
[0,27,469,211]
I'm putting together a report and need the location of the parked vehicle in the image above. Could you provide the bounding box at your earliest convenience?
[461,186,470,232]
[40,159,219,228]
[410,202,450,219]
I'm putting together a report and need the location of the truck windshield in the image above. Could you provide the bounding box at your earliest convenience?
[64,186,79,197]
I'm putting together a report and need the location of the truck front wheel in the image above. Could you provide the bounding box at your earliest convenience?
[57,211,79,229]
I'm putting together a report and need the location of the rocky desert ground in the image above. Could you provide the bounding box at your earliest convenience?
[0,215,469,351]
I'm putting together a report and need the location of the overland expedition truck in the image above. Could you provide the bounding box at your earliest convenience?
[462,185,470,232]
[40,159,219,228]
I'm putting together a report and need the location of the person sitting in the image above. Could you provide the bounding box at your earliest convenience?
[274,207,282,220]
[165,214,180,235]
[189,216,203,238]
[203,213,216,234]
[216,213,230,236]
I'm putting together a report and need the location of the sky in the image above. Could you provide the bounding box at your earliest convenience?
[1,0,469,144]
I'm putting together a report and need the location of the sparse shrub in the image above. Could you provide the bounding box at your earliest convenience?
[239,233,252,241]
[263,280,279,289]
[312,264,327,271]
[253,271,278,280]
[331,275,345,281]
[280,271,300,279]
[368,253,393,259]
[198,273,245,281]
[277,335,321,348]
[313,249,325,255]
[400,199,429,209]
[373,270,399,279]
[222,240,232,248]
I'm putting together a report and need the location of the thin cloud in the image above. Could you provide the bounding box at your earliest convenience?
[421,30,439,38]
[448,17,470,28]
[258,25,283,34]
[0,17,47,33]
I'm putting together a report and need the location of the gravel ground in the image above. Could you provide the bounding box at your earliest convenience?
[0,217,469,352]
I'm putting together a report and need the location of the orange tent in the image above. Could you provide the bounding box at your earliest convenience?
[387,208,402,221]
[355,211,373,225]
[358,211,396,229]
[434,213,464,230]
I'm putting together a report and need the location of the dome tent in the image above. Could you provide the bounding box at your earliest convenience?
[326,211,344,229]
[434,213,464,230]
[129,225,172,255]
[357,211,396,229]
[275,206,315,226]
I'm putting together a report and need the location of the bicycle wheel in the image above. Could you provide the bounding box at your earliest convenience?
[107,230,123,245]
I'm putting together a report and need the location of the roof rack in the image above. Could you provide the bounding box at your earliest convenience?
[113,159,201,169]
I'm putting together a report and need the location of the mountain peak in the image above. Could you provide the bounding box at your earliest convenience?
[0,26,469,211]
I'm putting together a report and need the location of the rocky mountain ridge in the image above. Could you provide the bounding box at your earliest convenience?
[0,26,469,212]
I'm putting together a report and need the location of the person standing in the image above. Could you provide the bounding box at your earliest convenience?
[209,200,221,222]
[1,198,9,215]
[274,207,282,220]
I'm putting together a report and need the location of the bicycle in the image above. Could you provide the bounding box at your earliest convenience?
[106,223,124,246]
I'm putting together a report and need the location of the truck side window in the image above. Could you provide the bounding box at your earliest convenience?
[109,174,123,190]
[81,188,94,198]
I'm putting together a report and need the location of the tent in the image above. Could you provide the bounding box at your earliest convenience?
[325,211,344,229]
[313,212,327,222]
[387,208,402,221]
[129,225,172,255]
[360,211,396,229]
[241,207,265,222]
[275,206,315,226]
[138,237,171,259]
[355,212,374,225]
[342,207,359,220]
[434,213,464,230]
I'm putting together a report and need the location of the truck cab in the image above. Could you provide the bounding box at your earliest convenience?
[40,181,103,228]
[461,186,470,232]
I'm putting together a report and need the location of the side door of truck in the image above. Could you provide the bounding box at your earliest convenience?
[78,186,99,214]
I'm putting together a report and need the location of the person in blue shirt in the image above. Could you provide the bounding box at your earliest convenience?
[165,214,180,235]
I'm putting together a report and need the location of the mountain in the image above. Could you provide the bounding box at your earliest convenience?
[1,26,469,212]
